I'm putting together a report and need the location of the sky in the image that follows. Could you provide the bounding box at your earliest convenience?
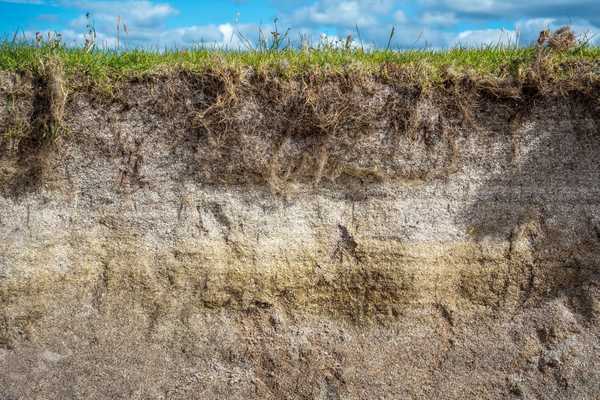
[1,0,599,50]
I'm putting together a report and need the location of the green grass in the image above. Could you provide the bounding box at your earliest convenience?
[1,42,599,82]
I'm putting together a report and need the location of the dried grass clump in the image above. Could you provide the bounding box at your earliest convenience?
[526,27,600,95]
[548,27,577,51]
[537,26,577,52]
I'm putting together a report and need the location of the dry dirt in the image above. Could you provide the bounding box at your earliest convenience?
[0,68,599,399]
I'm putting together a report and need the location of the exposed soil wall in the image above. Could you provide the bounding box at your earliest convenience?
[0,65,599,399]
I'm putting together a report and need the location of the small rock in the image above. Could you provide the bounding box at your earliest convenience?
[41,350,65,363]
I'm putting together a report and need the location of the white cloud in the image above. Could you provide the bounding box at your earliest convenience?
[65,1,177,30]
[52,21,257,49]
[452,28,518,47]
[154,25,225,47]
[393,10,407,24]
[22,0,256,50]
[291,0,395,28]
[421,0,600,27]
[0,0,44,3]
[421,0,500,14]
[421,12,457,27]
[55,0,204,48]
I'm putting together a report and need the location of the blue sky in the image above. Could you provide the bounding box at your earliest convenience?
[1,0,599,49]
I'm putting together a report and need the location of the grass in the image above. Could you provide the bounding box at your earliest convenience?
[1,42,599,83]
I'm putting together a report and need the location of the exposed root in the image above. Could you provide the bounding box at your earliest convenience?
[32,56,67,145]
